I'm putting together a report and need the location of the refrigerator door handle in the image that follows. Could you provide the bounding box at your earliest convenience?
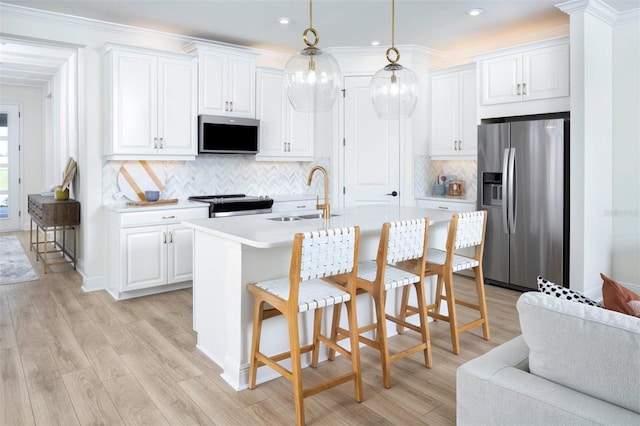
[502,148,510,234]
[508,147,517,234]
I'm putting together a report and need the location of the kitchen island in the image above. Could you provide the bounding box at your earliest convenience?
[183,204,454,390]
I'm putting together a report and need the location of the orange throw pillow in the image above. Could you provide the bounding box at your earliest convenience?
[601,273,640,317]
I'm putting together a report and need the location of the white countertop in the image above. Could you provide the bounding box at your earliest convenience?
[103,199,208,213]
[183,204,453,248]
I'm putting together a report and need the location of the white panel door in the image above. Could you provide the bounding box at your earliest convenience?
[123,225,167,290]
[344,76,400,206]
[481,53,521,105]
[200,51,228,115]
[167,224,194,284]
[459,69,478,155]
[228,56,256,117]
[431,73,458,156]
[114,51,157,154]
[158,57,197,155]
[523,44,570,101]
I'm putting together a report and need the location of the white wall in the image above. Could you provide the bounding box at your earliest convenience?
[612,18,640,283]
[0,84,44,229]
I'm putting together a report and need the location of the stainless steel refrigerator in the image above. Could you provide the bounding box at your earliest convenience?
[477,118,569,291]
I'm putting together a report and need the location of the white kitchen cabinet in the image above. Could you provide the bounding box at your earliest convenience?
[416,198,476,213]
[271,196,318,213]
[480,41,569,105]
[255,68,314,161]
[431,65,477,158]
[104,44,197,159]
[185,42,257,117]
[106,204,208,300]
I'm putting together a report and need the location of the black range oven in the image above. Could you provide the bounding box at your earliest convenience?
[188,194,273,217]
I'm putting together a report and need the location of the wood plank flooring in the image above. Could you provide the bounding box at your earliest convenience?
[1,231,522,425]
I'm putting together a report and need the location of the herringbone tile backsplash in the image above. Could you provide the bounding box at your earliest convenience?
[103,156,329,202]
[414,156,477,200]
[103,155,476,203]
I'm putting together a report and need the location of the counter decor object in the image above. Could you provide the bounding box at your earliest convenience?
[145,190,160,201]
[432,184,446,195]
[448,179,465,196]
[116,160,166,201]
[54,157,77,200]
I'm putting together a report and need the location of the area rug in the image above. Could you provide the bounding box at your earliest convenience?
[0,235,38,285]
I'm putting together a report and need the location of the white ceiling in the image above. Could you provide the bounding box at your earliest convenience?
[0,0,638,87]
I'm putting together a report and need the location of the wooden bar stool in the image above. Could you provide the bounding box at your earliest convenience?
[247,226,362,426]
[329,219,432,388]
[399,211,489,355]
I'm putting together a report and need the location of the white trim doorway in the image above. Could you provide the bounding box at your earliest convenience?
[0,103,21,231]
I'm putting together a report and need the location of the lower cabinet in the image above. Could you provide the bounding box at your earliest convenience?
[107,205,208,299]
[122,224,194,290]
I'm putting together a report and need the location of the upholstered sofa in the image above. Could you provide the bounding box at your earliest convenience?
[457,287,640,425]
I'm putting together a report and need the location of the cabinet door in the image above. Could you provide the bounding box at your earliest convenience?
[256,70,286,157]
[167,224,194,284]
[122,225,167,290]
[158,57,197,156]
[431,73,459,156]
[199,51,229,115]
[458,69,478,156]
[112,51,158,154]
[286,105,314,158]
[228,56,256,117]
[523,44,569,101]
[481,53,522,105]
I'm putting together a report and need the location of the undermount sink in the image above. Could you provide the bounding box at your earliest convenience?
[267,213,339,221]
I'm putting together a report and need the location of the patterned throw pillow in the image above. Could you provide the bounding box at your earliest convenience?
[537,276,603,307]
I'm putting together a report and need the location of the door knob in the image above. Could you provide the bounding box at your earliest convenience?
[386,191,398,197]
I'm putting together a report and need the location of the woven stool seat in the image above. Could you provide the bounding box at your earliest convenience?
[357,260,421,290]
[426,249,480,272]
[254,277,351,312]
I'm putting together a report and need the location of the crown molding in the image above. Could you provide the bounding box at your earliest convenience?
[555,0,636,25]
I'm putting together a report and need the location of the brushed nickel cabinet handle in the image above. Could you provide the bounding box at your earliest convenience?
[517,83,521,96]
[523,83,527,95]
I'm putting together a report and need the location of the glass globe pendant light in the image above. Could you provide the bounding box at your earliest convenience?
[370,0,419,120]
[284,0,341,112]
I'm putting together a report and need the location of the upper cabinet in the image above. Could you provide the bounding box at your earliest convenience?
[255,68,314,161]
[476,37,569,117]
[104,43,197,160]
[184,42,257,117]
[430,65,477,158]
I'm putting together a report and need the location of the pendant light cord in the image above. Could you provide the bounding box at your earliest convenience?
[310,0,313,28]
[391,0,395,49]
[386,0,400,64]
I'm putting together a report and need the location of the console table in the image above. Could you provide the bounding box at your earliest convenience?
[27,194,80,273]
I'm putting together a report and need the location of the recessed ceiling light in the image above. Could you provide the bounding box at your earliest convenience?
[468,8,484,16]
[371,40,381,46]
[279,17,291,25]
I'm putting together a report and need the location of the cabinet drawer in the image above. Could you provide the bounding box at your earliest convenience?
[120,207,208,227]
[272,198,317,213]
[417,199,476,212]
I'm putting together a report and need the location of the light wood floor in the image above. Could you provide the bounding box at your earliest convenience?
[1,231,522,425]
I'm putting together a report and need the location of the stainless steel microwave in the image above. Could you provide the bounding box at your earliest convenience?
[198,115,260,154]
